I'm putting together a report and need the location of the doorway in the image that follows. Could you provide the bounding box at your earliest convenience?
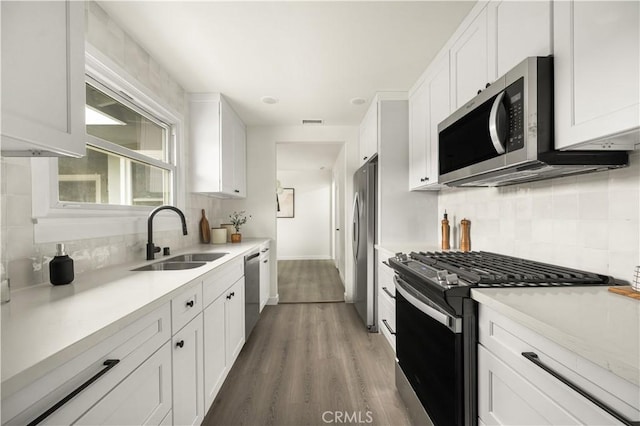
[276,142,345,303]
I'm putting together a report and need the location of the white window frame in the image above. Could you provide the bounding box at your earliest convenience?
[32,45,186,243]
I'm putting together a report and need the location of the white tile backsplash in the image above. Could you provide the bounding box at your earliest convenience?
[438,151,640,283]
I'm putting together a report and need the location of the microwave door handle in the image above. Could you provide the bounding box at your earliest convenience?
[489,91,506,154]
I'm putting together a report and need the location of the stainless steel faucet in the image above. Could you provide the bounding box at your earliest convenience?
[147,205,188,260]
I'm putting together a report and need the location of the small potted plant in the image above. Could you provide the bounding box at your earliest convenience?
[228,211,250,243]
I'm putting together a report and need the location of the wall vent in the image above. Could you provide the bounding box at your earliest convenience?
[302,119,323,125]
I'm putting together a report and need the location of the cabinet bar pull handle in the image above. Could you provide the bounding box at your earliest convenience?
[382,286,395,299]
[186,300,194,308]
[176,340,185,348]
[521,352,638,426]
[381,319,396,335]
[27,359,120,426]
[234,189,240,193]
[263,260,268,263]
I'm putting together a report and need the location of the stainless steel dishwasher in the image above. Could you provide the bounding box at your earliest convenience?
[244,250,260,338]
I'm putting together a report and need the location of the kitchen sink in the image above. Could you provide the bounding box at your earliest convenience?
[132,261,207,271]
[166,252,228,262]
[132,252,228,271]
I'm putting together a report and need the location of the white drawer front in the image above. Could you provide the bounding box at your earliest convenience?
[171,281,203,334]
[479,305,639,424]
[3,304,171,425]
[203,257,244,307]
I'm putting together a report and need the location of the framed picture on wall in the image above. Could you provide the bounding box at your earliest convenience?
[277,188,295,218]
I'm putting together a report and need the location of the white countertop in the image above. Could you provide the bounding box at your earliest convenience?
[472,286,640,386]
[1,238,268,396]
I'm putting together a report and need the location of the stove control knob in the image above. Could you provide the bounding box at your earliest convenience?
[436,270,448,283]
[446,273,459,285]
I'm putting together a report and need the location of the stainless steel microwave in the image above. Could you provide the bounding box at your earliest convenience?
[438,56,627,187]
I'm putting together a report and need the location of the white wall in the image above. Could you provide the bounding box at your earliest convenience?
[276,170,332,259]
[438,150,640,284]
[224,125,359,303]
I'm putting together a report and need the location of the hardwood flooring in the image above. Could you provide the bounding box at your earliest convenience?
[203,303,411,426]
[278,260,344,303]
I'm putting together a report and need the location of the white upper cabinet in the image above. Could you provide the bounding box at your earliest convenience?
[190,93,247,198]
[450,7,489,110]
[487,0,552,80]
[554,1,640,150]
[1,0,86,157]
[359,101,378,165]
[409,52,450,191]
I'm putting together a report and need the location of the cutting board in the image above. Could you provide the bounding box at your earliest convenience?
[199,209,211,243]
[608,286,640,300]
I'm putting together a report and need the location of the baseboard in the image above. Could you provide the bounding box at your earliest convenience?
[267,294,279,305]
[344,292,353,303]
[277,255,332,260]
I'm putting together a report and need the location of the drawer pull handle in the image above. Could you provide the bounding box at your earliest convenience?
[186,300,194,308]
[263,260,268,263]
[176,340,185,348]
[27,359,120,426]
[522,352,638,426]
[227,291,235,300]
[381,319,396,335]
[382,286,395,299]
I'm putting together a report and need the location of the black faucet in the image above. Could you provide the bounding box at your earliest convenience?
[147,205,188,260]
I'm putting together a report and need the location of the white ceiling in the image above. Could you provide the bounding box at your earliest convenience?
[277,142,343,171]
[97,1,475,127]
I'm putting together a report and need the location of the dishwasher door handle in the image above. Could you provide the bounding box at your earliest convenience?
[245,252,260,262]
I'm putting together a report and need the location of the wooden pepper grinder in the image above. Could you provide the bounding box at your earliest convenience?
[460,218,471,252]
[441,210,450,250]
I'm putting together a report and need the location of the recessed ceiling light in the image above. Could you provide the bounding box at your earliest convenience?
[350,97,366,105]
[261,96,278,104]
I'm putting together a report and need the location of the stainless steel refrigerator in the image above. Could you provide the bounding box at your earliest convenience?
[352,157,377,332]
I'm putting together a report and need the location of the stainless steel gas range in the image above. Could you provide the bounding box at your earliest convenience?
[387,251,616,426]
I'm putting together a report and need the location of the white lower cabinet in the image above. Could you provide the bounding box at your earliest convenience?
[1,304,172,425]
[376,248,396,352]
[172,313,205,426]
[75,342,173,426]
[477,305,639,425]
[259,242,271,312]
[203,277,246,409]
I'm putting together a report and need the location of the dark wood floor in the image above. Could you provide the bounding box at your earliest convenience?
[203,303,411,426]
[278,260,344,303]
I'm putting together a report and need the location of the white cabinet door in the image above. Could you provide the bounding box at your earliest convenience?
[259,244,270,312]
[190,94,247,198]
[203,294,227,409]
[359,101,378,165]
[410,53,450,191]
[226,278,246,366]
[554,1,640,150]
[172,313,205,426]
[74,342,172,426]
[425,54,450,188]
[487,1,552,80]
[478,345,581,425]
[450,7,489,110]
[1,0,85,157]
[409,78,429,190]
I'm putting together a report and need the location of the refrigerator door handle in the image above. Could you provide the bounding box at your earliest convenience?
[352,192,360,260]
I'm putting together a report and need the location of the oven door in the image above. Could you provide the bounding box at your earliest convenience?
[395,275,464,426]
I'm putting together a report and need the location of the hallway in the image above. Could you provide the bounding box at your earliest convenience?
[203,302,411,426]
[278,260,345,303]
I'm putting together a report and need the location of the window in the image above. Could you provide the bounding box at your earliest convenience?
[57,79,176,208]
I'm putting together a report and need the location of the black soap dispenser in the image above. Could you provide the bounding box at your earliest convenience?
[49,243,74,285]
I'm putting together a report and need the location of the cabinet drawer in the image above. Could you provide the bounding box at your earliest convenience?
[378,290,396,351]
[171,281,203,334]
[2,304,171,425]
[74,341,172,425]
[479,305,639,423]
[203,257,244,307]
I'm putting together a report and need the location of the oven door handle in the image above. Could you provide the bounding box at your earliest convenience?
[394,275,461,333]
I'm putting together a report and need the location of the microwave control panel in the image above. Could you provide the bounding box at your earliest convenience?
[505,78,525,152]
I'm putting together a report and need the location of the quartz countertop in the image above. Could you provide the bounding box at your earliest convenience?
[1,238,269,396]
[472,286,640,386]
